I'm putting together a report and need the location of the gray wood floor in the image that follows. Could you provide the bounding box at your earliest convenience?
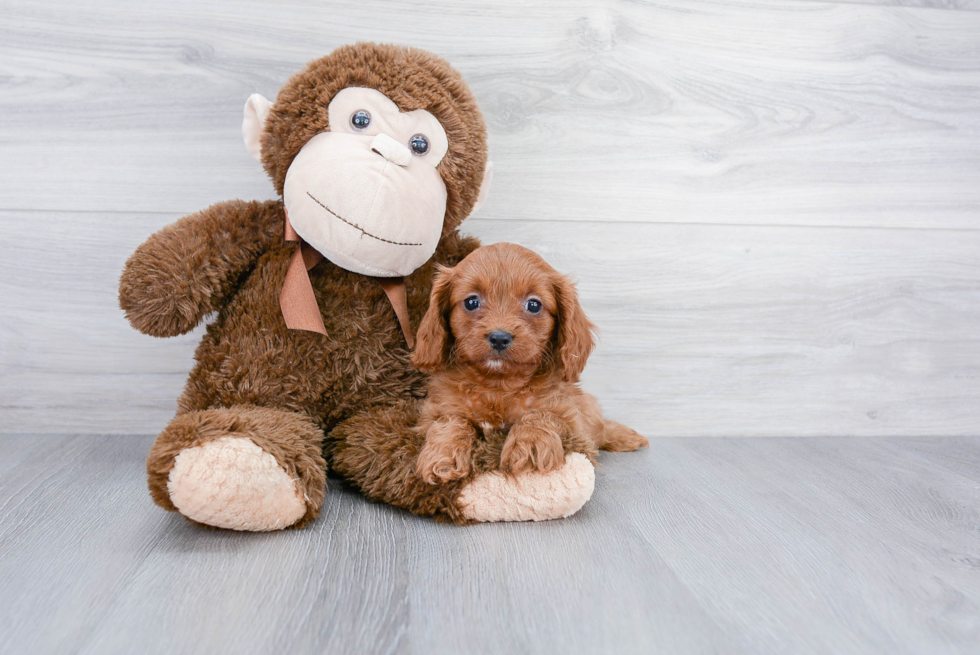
[1,434,978,655]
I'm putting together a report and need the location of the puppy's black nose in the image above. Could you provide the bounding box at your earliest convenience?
[487,330,513,352]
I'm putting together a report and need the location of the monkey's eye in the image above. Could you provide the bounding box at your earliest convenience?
[526,299,543,314]
[350,110,371,130]
[463,296,480,311]
[410,134,429,156]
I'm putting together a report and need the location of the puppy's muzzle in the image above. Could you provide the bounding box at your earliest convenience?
[487,330,513,352]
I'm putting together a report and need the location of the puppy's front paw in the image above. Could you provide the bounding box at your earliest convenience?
[501,425,565,475]
[417,437,472,484]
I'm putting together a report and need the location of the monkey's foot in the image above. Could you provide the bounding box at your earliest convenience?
[168,437,307,531]
[457,453,595,522]
[147,406,327,531]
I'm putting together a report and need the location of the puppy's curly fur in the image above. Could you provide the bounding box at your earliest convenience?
[410,243,648,483]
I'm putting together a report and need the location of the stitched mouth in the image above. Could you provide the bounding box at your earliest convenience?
[306,191,422,247]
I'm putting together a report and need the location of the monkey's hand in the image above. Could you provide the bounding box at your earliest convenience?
[119,200,281,337]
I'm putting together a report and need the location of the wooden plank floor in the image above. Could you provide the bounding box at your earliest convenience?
[1,435,977,654]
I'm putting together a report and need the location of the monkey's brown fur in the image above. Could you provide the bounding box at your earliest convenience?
[120,43,593,526]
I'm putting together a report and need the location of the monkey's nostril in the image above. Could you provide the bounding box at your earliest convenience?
[369,133,412,167]
[487,330,513,352]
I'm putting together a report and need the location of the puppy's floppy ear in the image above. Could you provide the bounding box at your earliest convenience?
[552,274,596,383]
[412,265,456,374]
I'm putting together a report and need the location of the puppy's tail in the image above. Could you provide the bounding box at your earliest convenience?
[598,420,649,452]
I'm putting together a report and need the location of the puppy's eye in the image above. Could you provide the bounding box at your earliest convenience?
[350,110,371,130]
[526,299,542,314]
[410,134,429,156]
[463,296,480,311]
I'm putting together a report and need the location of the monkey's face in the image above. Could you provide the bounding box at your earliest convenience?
[282,88,450,278]
[243,44,492,279]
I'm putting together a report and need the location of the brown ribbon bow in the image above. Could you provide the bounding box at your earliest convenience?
[279,210,415,349]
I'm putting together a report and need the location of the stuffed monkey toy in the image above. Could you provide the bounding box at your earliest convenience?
[119,43,597,531]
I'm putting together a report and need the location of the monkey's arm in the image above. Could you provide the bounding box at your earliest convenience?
[119,199,282,337]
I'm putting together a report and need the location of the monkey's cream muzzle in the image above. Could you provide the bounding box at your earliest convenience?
[283,131,448,278]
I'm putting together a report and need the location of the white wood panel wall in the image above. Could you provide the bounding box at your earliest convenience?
[1,0,978,436]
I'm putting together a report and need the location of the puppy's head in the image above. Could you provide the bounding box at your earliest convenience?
[412,243,596,381]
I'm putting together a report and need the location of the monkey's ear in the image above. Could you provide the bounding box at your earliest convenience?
[470,161,493,215]
[412,266,456,374]
[243,93,273,163]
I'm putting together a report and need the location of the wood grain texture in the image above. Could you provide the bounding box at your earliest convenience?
[0,0,978,228]
[3,212,979,436]
[0,434,977,654]
[1,0,979,437]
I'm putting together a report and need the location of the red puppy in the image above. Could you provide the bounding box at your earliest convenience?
[411,242,648,484]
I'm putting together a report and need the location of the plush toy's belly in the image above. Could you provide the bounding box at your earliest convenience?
[176,245,430,429]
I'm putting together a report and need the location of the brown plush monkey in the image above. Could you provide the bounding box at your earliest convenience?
[119,43,596,531]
